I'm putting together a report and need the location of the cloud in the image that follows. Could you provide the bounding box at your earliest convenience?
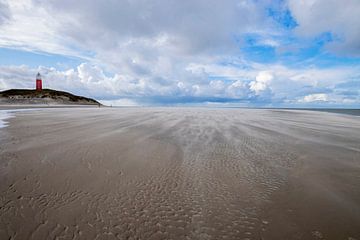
[0,0,359,107]
[0,0,89,57]
[249,71,273,94]
[288,0,360,55]
[1,62,359,107]
[0,0,285,105]
[99,99,140,107]
[0,0,10,25]
[0,0,272,62]
[299,93,328,103]
[34,0,268,55]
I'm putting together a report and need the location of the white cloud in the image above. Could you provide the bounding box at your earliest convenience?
[0,0,91,58]
[1,62,359,106]
[249,71,273,94]
[0,0,359,107]
[0,0,279,95]
[288,0,360,55]
[99,99,140,107]
[299,93,328,103]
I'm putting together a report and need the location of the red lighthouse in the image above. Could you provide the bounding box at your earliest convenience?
[36,72,42,91]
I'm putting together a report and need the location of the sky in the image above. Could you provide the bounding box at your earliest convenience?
[0,0,359,107]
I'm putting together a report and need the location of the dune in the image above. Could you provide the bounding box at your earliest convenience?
[0,89,101,106]
[0,108,359,239]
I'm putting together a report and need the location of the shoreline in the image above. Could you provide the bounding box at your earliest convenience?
[1,104,359,116]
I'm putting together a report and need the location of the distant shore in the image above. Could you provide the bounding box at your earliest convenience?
[0,88,101,106]
[264,107,360,116]
[209,107,360,116]
[0,104,104,110]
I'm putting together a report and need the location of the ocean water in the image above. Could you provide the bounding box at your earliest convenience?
[247,108,360,116]
[307,108,360,116]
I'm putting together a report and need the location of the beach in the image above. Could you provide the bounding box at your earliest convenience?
[0,108,359,240]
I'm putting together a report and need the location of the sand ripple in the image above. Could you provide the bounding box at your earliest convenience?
[0,108,359,239]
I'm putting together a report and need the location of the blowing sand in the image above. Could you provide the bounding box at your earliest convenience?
[0,108,359,240]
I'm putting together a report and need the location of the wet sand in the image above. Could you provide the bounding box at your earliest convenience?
[0,108,359,240]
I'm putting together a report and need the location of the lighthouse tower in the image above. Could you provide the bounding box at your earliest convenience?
[36,72,42,91]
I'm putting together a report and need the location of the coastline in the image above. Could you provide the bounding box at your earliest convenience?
[0,104,103,110]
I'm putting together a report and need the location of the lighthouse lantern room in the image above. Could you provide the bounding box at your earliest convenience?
[36,72,42,91]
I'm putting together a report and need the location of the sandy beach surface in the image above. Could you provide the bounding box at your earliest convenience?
[0,108,359,240]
